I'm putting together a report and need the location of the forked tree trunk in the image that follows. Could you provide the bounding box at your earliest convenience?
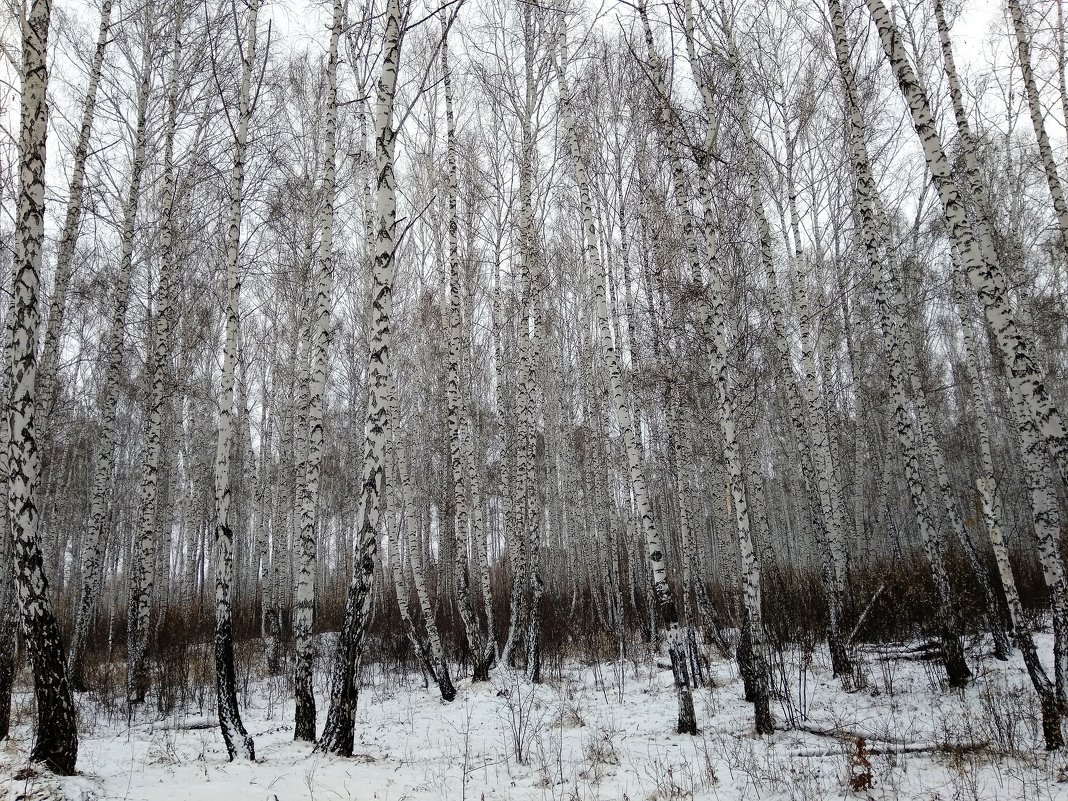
[395,437,454,699]
[294,0,343,743]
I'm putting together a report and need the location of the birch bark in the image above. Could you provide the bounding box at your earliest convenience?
[213,0,261,761]
[442,14,491,684]
[8,0,79,774]
[863,0,1068,495]
[1007,0,1068,255]
[130,0,180,704]
[293,0,343,742]
[68,6,156,693]
[736,104,855,686]
[316,0,401,756]
[831,0,970,687]
[37,0,114,425]
[640,0,772,732]
[956,277,1063,748]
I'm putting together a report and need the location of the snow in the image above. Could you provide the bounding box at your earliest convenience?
[3,635,1068,800]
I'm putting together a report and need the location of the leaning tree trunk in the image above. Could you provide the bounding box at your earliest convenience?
[862,0,1068,496]
[830,0,970,687]
[1008,0,1068,257]
[36,0,113,426]
[212,0,261,762]
[955,275,1063,748]
[396,436,454,699]
[889,270,1010,661]
[7,0,78,774]
[316,0,401,757]
[554,19,697,736]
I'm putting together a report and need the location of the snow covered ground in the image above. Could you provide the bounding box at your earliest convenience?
[3,635,1068,800]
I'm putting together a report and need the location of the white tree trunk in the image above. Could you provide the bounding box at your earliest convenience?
[293,0,343,742]
[129,0,181,704]
[317,0,401,757]
[36,0,114,424]
[68,7,156,693]
[8,0,78,774]
[832,0,971,687]
[213,0,261,762]
[1008,0,1068,255]
[639,0,771,732]
[863,0,1068,495]
[955,275,1063,747]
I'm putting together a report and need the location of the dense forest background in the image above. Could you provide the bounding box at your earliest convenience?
[3,0,1068,775]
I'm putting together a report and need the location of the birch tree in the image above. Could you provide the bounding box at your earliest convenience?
[213,0,262,762]
[36,0,114,425]
[8,0,78,774]
[829,0,971,687]
[1007,0,1068,256]
[862,0,1068,499]
[317,0,403,757]
[294,0,344,743]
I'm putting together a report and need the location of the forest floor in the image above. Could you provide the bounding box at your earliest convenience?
[2,633,1068,800]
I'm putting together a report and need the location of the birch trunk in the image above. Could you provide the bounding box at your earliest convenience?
[316,0,401,756]
[1007,0,1068,255]
[956,277,1063,748]
[36,0,114,425]
[889,271,1010,660]
[0,292,15,738]
[129,0,179,704]
[68,9,155,693]
[863,0,1068,496]
[503,3,539,672]
[831,0,970,687]
[8,0,78,774]
[640,1,771,732]
[213,0,261,762]
[782,132,856,683]
[736,104,855,686]
[442,15,490,685]
[293,0,343,742]
[396,436,454,699]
